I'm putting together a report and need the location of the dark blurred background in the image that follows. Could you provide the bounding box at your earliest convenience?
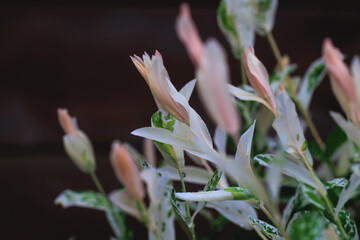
[0,0,360,239]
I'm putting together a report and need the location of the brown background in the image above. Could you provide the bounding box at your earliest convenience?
[0,0,360,239]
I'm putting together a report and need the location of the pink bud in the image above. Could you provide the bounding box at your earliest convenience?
[57,109,96,173]
[131,51,189,124]
[323,38,360,125]
[176,3,204,68]
[243,47,277,115]
[58,108,78,137]
[196,39,240,136]
[323,38,356,102]
[110,141,145,200]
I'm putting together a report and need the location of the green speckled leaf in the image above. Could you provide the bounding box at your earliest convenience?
[249,217,283,239]
[288,211,327,240]
[55,190,127,239]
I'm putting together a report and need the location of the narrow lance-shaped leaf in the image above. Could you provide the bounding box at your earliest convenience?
[109,189,142,221]
[273,91,313,165]
[217,0,255,58]
[249,216,284,240]
[298,58,326,109]
[141,168,175,240]
[330,111,360,147]
[287,211,327,240]
[253,154,325,192]
[228,84,276,115]
[55,190,126,239]
[159,165,213,185]
[207,201,258,230]
[335,164,360,218]
[175,187,258,203]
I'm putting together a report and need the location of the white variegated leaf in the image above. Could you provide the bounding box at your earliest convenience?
[207,201,257,230]
[109,189,141,221]
[298,58,326,109]
[330,111,360,147]
[55,190,125,238]
[273,91,313,165]
[214,127,227,156]
[335,164,360,218]
[254,154,325,192]
[159,166,213,185]
[228,84,275,114]
[175,187,257,202]
[141,168,175,240]
[250,217,284,240]
[179,79,197,101]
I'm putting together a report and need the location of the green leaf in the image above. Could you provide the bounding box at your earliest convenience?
[249,217,283,239]
[151,110,182,167]
[298,58,326,109]
[324,127,347,159]
[282,184,325,225]
[171,190,192,227]
[55,190,127,239]
[288,211,328,240]
[223,187,256,201]
[337,210,358,239]
[270,64,297,92]
[217,0,242,58]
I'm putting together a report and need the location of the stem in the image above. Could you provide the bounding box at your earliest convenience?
[90,171,126,239]
[259,205,289,240]
[293,96,326,151]
[265,30,326,151]
[240,56,247,85]
[136,199,161,239]
[300,154,348,239]
[176,160,196,240]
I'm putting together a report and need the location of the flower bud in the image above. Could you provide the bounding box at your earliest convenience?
[323,38,360,125]
[110,141,145,200]
[57,109,96,173]
[131,52,189,124]
[243,47,277,115]
[196,39,241,136]
[176,3,204,67]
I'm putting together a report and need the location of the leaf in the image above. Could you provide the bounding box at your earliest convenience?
[214,127,227,155]
[336,210,358,239]
[270,64,297,93]
[55,190,109,210]
[171,191,192,228]
[191,169,223,221]
[175,186,257,203]
[335,164,360,218]
[330,111,360,147]
[228,84,276,115]
[273,91,313,165]
[109,189,141,221]
[141,168,175,240]
[179,79,196,101]
[288,211,328,240]
[217,0,255,58]
[55,190,126,239]
[159,165,213,185]
[254,0,278,35]
[298,58,326,109]
[151,110,185,168]
[207,201,257,230]
[324,127,347,159]
[253,154,325,191]
[249,217,284,240]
